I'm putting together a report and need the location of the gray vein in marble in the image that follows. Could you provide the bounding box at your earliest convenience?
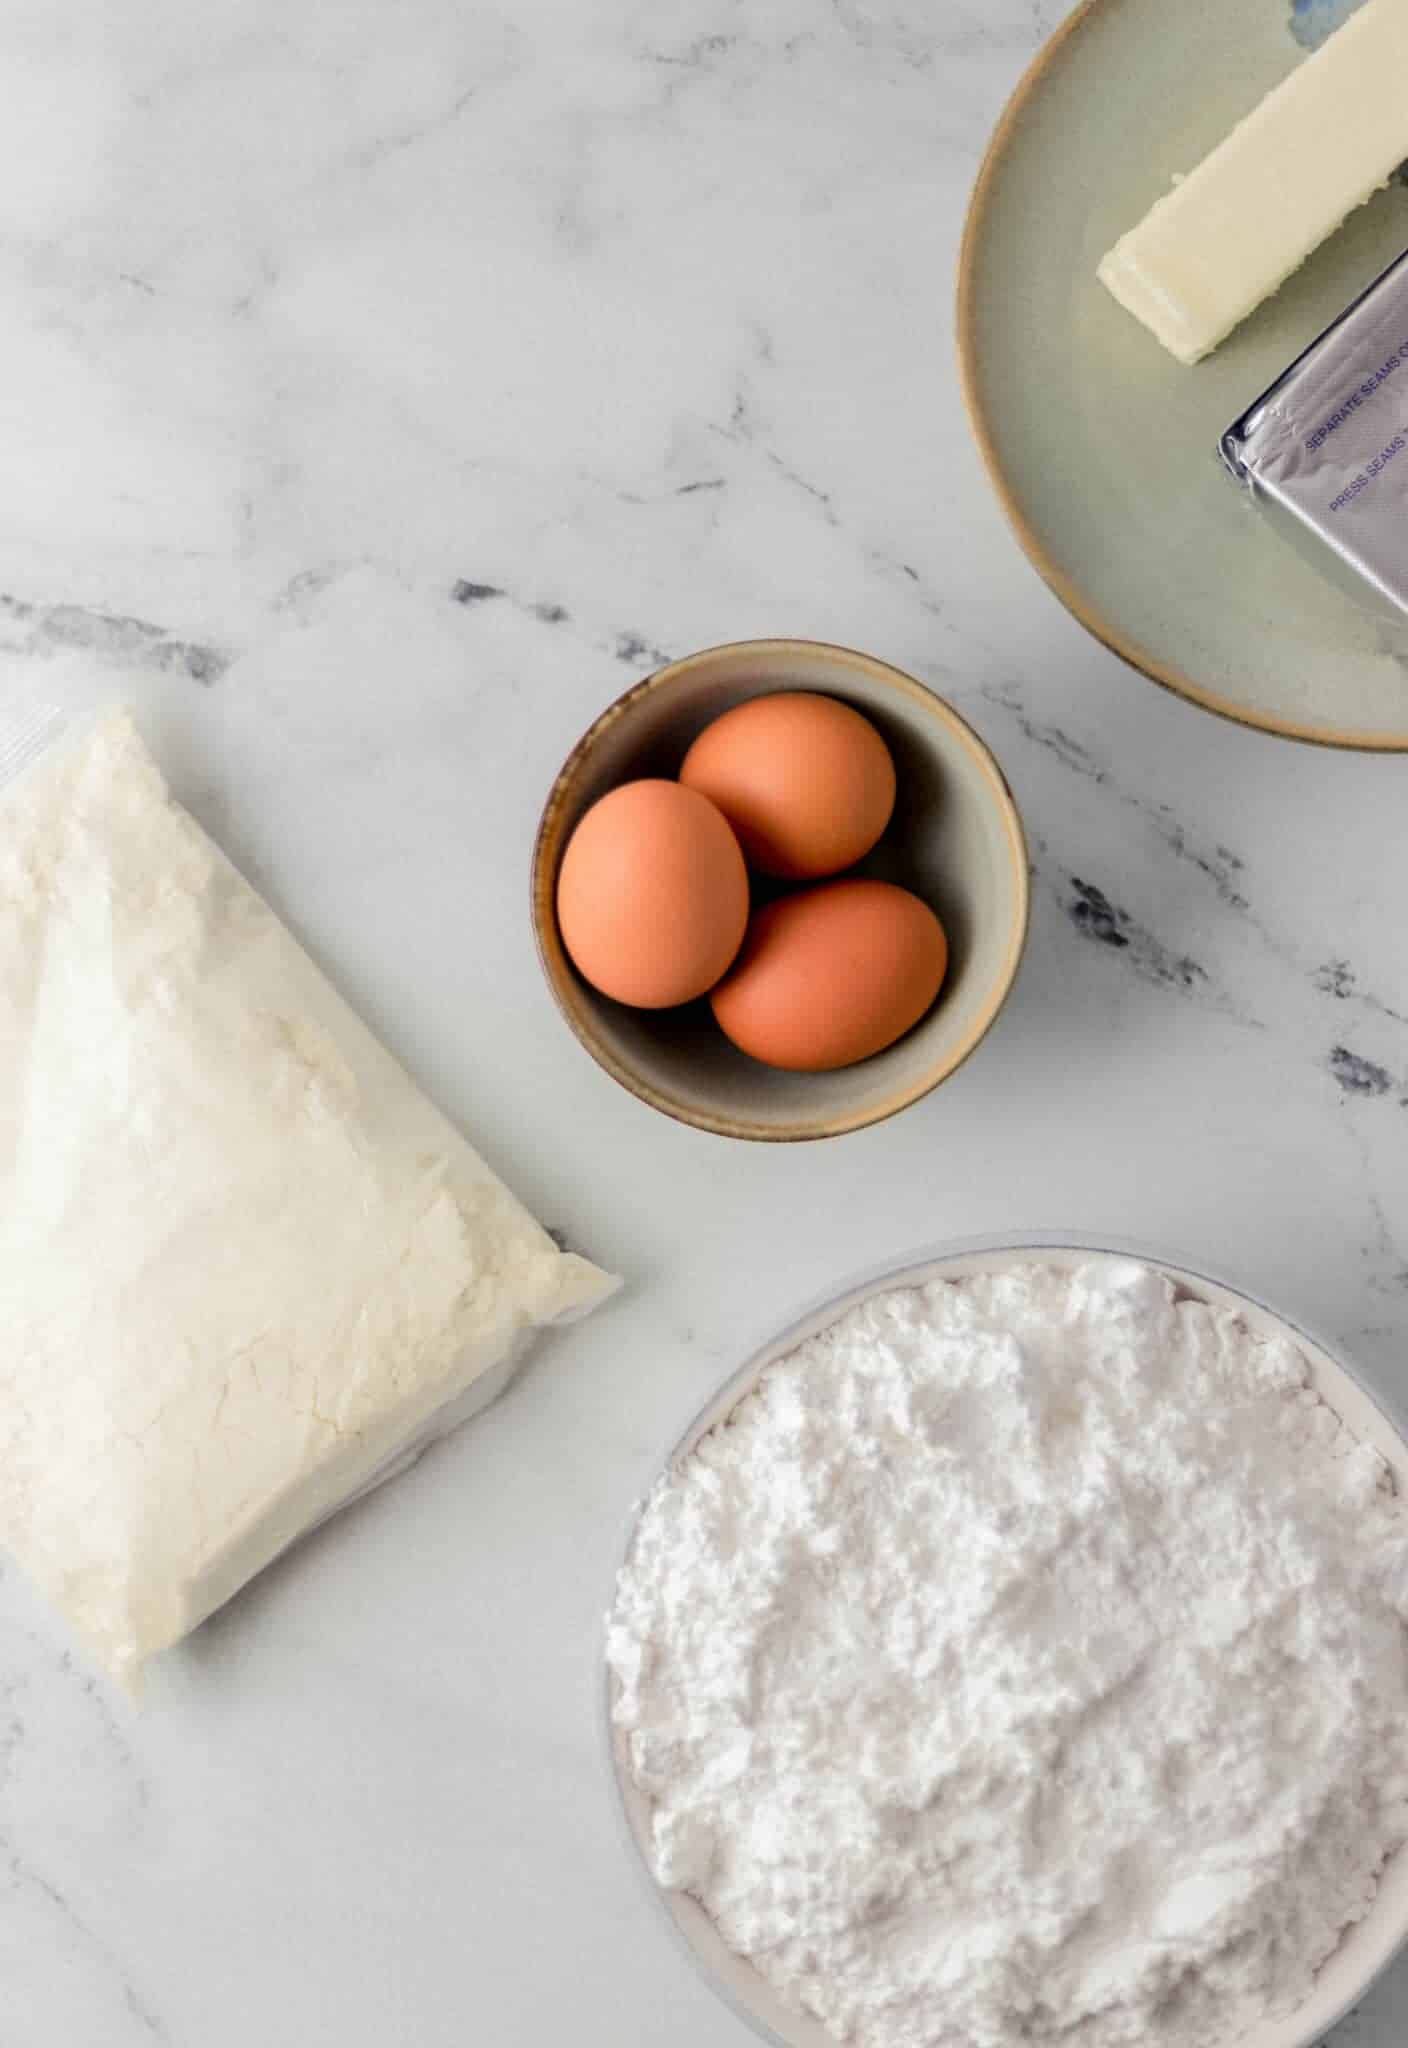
[983,684,1248,909]
[273,564,351,615]
[451,578,574,628]
[982,681,1408,1052]
[0,595,228,683]
[1315,959,1408,1029]
[595,475,728,507]
[828,0,938,70]
[547,110,602,258]
[1328,1046,1397,1099]
[1318,961,1358,1001]
[646,31,740,70]
[57,1651,150,1810]
[1365,1187,1408,1294]
[0,1841,169,2044]
[866,544,949,618]
[712,407,946,609]
[1339,1112,1408,1295]
[638,24,820,114]
[613,630,671,667]
[0,1572,150,1809]
[684,314,954,619]
[1065,877,1221,1003]
[449,577,671,671]
[1149,814,1248,914]
[346,79,479,174]
[0,1682,24,1802]
[1065,878,1129,951]
[763,447,841,528]
[228,246,284,328]
[828,0,1060,63]
[984,684,1110,786]
[1020,837,1244,1023]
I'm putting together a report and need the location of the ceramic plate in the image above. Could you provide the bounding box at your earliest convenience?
[958,0,1408,749]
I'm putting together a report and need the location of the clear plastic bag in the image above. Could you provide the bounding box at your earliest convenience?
[0,707,618,1689]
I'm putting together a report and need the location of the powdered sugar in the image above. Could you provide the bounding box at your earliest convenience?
[607,1258,1408,2048]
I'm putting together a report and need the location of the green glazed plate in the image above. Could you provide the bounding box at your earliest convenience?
[958,0,1408,749]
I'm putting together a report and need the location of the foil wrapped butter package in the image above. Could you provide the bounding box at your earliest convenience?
[0,709,618,1689]
[1222,247,1408,621]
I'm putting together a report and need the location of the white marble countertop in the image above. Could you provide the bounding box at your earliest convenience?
[3,2,1408,2042]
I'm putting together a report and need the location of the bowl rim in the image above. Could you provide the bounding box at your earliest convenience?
[530,637,1031,1142]
[601,1231,1408,2048]
[954,0,1408,755]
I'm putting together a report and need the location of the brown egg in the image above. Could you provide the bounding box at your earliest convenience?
[679,692,897,880]
[556,779,749,1009]
[711,879,947,1071]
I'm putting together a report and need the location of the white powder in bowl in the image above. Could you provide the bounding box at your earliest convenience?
[607,1259,1408,2048]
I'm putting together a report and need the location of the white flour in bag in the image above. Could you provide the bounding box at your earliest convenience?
[608,1260,1408,2048]
[0,710,616,1685]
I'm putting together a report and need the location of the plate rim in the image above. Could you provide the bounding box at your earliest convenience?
[955,0,1408,755]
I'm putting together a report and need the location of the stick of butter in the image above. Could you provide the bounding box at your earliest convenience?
[1098,0,1408,366]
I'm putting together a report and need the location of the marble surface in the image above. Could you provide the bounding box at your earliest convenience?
[2,1,1408,2042]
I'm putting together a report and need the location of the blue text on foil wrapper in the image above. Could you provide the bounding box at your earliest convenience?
[1329,429,1408,513]
[1306,339,1408,452]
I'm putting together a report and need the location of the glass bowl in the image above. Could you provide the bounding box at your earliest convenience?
[602,1233,1408,2048]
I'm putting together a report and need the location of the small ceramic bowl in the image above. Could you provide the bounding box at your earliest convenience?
[531,639,1029,1141]
[605,1237,1408,2048]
